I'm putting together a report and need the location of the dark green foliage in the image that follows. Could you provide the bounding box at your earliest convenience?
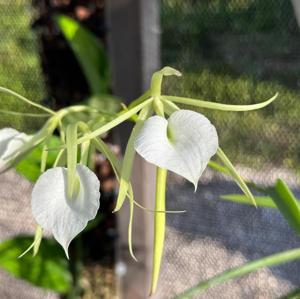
[0,237,71,293]
[16,135,62,182]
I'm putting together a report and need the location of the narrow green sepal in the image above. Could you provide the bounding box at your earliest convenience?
[77,97,153,144]
[66,123,80,199]
[151,67,181,97]
[92,138,137,260]
[18,225,43,258]
[162,92,278,111]
[114,104,152,212]
[266,179,300,235]
[217,147,256,207]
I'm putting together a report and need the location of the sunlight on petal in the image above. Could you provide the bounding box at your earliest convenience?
[31,164,100,258]
[134,110,218,188]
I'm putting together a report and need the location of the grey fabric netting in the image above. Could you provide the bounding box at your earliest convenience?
[152,171,300,298]
[0,170,58,299]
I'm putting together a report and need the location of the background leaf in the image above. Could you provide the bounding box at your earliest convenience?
[15,135,61,182]
[175,247,300,299]
[220,194,277,209]
[216,147,256,206]
[0,237,71,293]
[266,179,300,235]
[55,14,109,94]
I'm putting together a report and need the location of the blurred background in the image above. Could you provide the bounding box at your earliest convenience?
[1,0,300,298]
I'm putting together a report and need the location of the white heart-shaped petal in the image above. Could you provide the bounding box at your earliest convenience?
[134,110,218,188]
[31,164,100,258]
[0,128,31,171]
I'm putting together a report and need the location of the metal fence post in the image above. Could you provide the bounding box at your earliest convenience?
[106,0,160,298]
[291,0,300,28]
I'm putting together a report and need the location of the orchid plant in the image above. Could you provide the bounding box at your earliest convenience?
[0,66,277,294]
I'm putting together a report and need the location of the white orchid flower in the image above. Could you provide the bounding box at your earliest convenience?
[134,109,218,189]
[31,164,101,258]
[0,128,32,171]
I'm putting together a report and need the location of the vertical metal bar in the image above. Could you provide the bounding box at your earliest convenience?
[291,0,300,28]
[106,0,160,298]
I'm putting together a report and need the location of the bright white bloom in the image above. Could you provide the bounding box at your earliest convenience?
[31,164,100,258]
[0,128,31,171]
[134,110,218,189]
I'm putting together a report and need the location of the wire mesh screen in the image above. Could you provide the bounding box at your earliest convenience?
[0,1,45,132]
[158,0,300,297]
[161,0,300,186]
[0,2,55,298]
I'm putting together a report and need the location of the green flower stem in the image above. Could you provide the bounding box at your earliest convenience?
[114,104,152,212]
[0,87,56,115]
[151,72,163,97]
[40,143,49,173]
[77,97,153,144]
[80,140,90,165]
[33,226,43,256]
[153,96,165,117]
[161,93,278,111]
[128,90,151,109]
[66,124,80,199]
[175,247,300,299]
[0,109,50,117]
[151,67,181,98]
[217,147,256,207]
[17,225,43,258]
[150,167,168,295]
[53,149,65,167]
[1,116,60,173]
[151,67,181,114]
[92,138,183,216]
[76,122,91,166]
[163,99,180,115]
[56,105,100,119]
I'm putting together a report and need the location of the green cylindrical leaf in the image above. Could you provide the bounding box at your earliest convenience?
[175,247,300,299]
[267,179,300,235]
[162,93,278,111]
[217,147,256,207]
[66,124,80,199]
[114,104,152,212]
[150,167,167,295]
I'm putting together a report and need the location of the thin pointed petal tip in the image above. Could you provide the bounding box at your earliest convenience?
[134,110,218,187]
[160,66,182,77]
[31,164,101,257]
[193,182,198,193]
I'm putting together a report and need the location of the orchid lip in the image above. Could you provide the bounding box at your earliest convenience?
[31,164,101,258]
[134,109,219,187]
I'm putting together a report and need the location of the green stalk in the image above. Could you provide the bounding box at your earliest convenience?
[0,108,50,117]
[114,104,152,212]
[175,247,300,299]
[0,86,56,115]
[217,147,256,207]
[77,97,153,144]
[162,93,278,111]
[150,167,167,295]
[66,124,80,199]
